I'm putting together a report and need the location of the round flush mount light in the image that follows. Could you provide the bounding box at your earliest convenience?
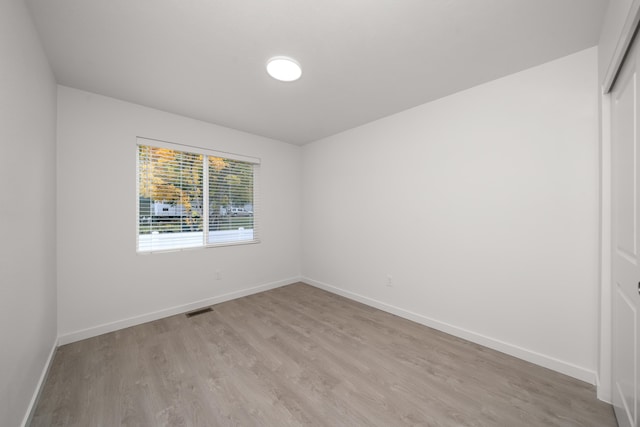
[266,56,302,82]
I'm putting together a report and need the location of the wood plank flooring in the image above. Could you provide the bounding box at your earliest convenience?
[31,283,617,426]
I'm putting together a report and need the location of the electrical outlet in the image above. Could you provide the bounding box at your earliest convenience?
[386,274,393,287]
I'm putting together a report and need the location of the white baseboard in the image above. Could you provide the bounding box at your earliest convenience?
[58,276,301,345]
[596,372,613,403]
[303,277,598,385]
[21,337,58,427]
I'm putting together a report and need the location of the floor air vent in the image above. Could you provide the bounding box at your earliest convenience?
[186,307,213,318]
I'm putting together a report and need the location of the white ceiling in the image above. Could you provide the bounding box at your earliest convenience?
[26,0,608,145]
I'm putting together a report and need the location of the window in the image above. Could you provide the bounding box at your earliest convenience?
[137,138,259,252]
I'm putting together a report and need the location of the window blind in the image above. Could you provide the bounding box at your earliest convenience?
[137,140,259,253]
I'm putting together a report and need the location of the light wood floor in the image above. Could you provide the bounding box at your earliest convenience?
[31,283,616,427]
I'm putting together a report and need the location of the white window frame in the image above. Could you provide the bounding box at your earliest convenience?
[136,137,260,253]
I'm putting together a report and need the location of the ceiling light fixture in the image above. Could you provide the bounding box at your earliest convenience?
[266,56,302,82]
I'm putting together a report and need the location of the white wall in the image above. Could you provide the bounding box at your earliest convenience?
[57,86,302,343]
[302,47,600,383]
[0,0,58,425]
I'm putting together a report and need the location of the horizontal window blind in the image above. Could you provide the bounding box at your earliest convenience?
[137,141,259,253]
[137,137,260,165]
[208,156,257,245]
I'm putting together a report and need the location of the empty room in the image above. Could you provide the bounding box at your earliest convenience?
[2,0,639,426]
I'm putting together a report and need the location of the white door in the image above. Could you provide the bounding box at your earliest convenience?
[612,31,640,427]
